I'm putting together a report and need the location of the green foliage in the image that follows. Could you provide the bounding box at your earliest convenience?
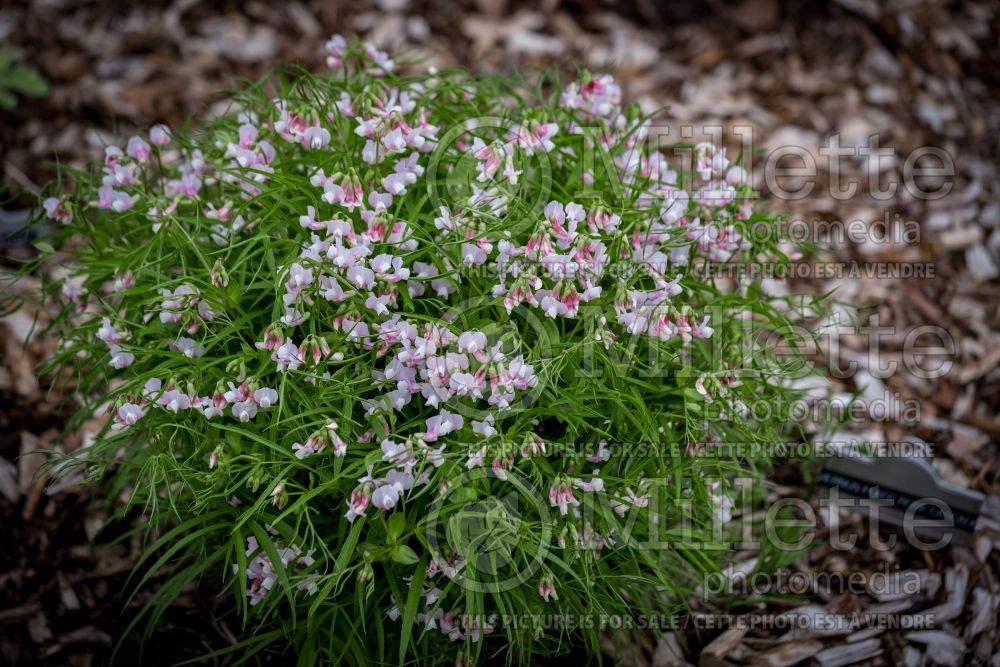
[0,46,49,109]
[33,37,826,666]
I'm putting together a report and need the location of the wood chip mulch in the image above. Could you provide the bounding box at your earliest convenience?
[1,1,997,665]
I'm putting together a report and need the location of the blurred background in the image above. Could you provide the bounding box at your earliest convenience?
[0,1,997,665]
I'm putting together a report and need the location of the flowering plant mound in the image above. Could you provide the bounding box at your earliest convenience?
[37,36,815,666]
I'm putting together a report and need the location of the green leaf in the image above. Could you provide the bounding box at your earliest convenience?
[4,63,49,97]
[390,544,418,565]
[32,240,55,254]
[398,553,428,665]
[386,512,405,543]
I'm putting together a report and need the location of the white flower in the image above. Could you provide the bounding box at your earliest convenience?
[232,401,258,422]
[471,415,496,438]
[112,403,145,431]
[372,484,400,510]
[253,388,279,408]
[466,448,486,469]
[158,389,192,413]
[108,345,134,369]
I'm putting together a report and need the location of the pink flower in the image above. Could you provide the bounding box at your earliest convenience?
[506,355,537,390]
[287,263,314,292]
[386,469,414,491]
[127,136,151,162]
[97,186,134,212]
[325,34,347,69]
[304,126,331,149]
[96,317,125,346]
[272,338,305,372]
[326,175,363,209]
[319,275,348,303]
[694,142,729,181]
[513,121,558,154]
[372,484,400,510]
[368,191,393,213]
[232,401,258,422]
[345,485,370,522]
[471,415,496,438]
[466,448,486,469]
[371,254,409,283]
[170,336,204,358]
[197,393,227,419]
[256,325,285,351]
[693,315,714,339]
[42,197,72,224]
[143,378,163,400]
[548,480,579,516]
[726,165,748,186]
[520,434,545,458]
[587,440,611,464]
[150,124,171,146]
[382,172,409,195]
[253,388,278,408]
[380,439,410,466]
[573,471,605,493]
[491,456,513,480]
[538,577,558,602]
[449,372,483,398]
[461,243,488,266]
[470,138,511,182]
[223,381,250,404]
[293,433,327,459]
[158,389,192,413]
[422,409,464,442]
[112,403,144,431]
[365,294,392,315]
[108,345,134,369]
[561,75,622,118]
[346,265,375,289]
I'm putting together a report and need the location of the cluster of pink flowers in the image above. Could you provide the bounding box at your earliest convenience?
[384,555,506,644]
[87,125,177,217]
[325,34,394,76]
[371,325,538,412]
[292,422,347,460]
[111,378,181,431]
[236,57,744,627]
[273,101,331,149]
[157,284,216,333]
[96,147,137,212]
[491,200,607,318]
[163,148,206,201]
[238,536,316,605]
[53,35,761,651]
[96,316,134,370]
[223,121,276,199]
[345,410,465,520]
[352,88,438,166]
[112,377,278,431]
[205,200,250,245]
[560,74,623,120]
[200,382,279,422]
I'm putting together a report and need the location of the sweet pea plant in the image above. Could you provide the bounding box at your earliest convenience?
[37,36,817,666]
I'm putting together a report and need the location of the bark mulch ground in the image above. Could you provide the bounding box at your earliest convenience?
[1,1,997,665]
